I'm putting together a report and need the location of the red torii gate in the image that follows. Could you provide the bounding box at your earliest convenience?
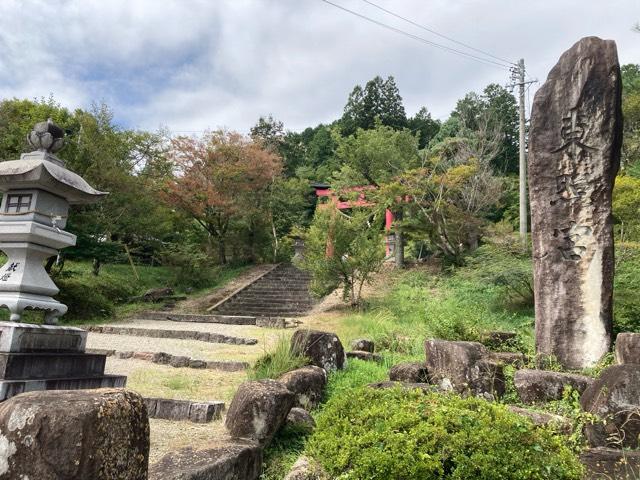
[311,182,396,257]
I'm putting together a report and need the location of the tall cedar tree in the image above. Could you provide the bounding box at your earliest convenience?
[164,131,282,264]
[341,76,407,135]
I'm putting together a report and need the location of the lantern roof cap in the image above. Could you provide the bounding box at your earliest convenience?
[0,152,108,204]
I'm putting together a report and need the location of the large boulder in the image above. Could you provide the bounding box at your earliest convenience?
[529,37,622,369]
[581,364,640,448]
[291,329,345,371]
[350,338,374,353]
[580,447,640,479]
[284,456,329,480]
[425,339,505,397]
[225,379,295,445]
[389,362,430,383]
[514,369,593,403]
[286,407,316,430]
[0,388,149,480]
[615,332,640,364]
[149,438,262,480]
[278,366,327,410]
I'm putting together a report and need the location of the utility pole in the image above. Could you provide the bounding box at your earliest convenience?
[518,59,527,250]
[511,59,536,251]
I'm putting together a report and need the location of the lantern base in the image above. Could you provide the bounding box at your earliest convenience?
[0,292,67,324]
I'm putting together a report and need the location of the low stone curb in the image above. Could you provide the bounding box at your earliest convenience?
[137,311,257,325]
[144,397,225,423]
[86,348,249,372]
[86,325,258,345]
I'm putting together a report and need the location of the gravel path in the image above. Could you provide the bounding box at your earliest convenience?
[149,418,227,464]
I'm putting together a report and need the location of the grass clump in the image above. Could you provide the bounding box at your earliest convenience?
[249,335,309,380]
[306,386,584,480]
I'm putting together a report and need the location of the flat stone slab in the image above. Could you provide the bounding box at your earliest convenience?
[0,321,86,353]
[86,325,257,345]
[0,352,106,380]
[144,397,225,423]
[149,439,262,480]
[138,311,257,325]
[514,369,594,403]
[0,374,126,401]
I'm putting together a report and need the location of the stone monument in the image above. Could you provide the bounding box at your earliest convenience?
[0,120,125,400]
[529,37,622,369]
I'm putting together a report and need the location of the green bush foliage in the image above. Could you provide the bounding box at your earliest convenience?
[300,208,385,306]
[614,242,640,333]
[55,272,137,320]
[306,387,583,480]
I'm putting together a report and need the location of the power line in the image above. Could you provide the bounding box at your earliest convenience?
[359,0,516,66]
[318,0,512,71]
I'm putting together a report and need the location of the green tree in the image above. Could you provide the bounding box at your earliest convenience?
[408,106,441,149]
[335,122,419,187]
[622,64,640,175]
[300,209,385,306]
[341,76,407,135]
[613,175,640,240]
[267,177,313,260]
[449,84,519,173]
[250,115,285,152]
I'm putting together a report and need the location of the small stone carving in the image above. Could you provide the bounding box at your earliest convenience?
[27,118,65,153]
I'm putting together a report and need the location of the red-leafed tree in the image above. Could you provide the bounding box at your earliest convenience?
[164,130,282,264]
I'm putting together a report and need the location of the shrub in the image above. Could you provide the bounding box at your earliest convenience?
[306,387,583,480]
[249,336,309,380]
[461,243,534,311]
[55,276,118,320]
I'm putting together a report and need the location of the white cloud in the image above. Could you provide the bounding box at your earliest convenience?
[0,0,638,133]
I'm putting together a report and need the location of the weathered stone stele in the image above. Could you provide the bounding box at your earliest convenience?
[529,37,622,369]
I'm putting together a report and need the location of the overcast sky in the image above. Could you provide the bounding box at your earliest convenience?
[0,0,638,135]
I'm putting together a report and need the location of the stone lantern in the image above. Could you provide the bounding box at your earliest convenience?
[0,119,106,323]
[0,120,123,401]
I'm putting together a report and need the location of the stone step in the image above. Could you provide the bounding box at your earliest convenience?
[244,286,310,293]
[0,352,106,380]
[135,312,256,325]
[0,374,127,401]
[227,297,313,304]
[86,326,257,346]
[218,309,307,317]
[225,303,313,311]
[221,304,312,313]
[232,292,313,299]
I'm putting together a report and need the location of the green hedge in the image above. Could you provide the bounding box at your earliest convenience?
[306,387,583,480]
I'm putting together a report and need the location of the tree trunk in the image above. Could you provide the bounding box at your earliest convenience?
[218,237,227,265]
[92,258,101,276]
[394,209,404,269]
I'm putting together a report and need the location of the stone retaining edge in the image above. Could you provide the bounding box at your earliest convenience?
[86,348,249,372]
[144,397,225,423]
[85,325,258,345]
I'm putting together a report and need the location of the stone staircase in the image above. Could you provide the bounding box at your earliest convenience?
[212,264,314,318]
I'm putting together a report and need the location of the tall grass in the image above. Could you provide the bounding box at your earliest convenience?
[249,335,309,380]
